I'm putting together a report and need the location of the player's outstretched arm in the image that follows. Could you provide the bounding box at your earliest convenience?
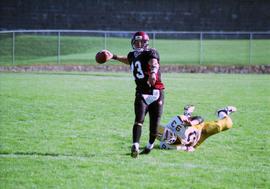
[160,141,195,152]
[112,55,129,65]
[96,50,129,65]
[104,50,129,65]
[176,145,195,152]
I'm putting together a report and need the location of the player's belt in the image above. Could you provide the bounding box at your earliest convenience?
[142,89,160,105]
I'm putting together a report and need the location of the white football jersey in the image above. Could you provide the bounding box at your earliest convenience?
[164,115,201,147]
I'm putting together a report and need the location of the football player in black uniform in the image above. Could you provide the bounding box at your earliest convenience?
[104,31,165,158]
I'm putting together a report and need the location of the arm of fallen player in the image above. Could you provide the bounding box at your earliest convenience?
[160,141,195,152]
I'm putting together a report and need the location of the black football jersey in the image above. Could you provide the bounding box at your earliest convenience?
[127,48,165,94]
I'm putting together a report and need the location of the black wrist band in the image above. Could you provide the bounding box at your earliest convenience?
[112,54,117,60]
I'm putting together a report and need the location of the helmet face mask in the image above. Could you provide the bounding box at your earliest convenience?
[131,31,149,51]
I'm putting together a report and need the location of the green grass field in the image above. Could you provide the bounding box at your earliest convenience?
[0,72,269,188]
[0,35,269,65]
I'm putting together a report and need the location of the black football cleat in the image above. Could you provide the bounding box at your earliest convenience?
[131,145,139,158]
[140,147,152,155]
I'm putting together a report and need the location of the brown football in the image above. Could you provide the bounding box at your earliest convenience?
[95,51,108,64]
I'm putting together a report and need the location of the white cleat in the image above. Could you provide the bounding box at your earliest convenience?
[217,106,237,119]
[131,145,139,158]
[183,105,195,117]
[226,106,237,114]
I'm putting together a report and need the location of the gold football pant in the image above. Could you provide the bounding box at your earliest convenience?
[194,116,233,148]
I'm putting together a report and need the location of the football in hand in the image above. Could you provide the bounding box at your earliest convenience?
[95,50,109,64]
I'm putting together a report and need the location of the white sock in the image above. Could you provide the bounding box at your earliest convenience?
[218,111,227,119]
[133,142,139,149]
[146,142,154,150]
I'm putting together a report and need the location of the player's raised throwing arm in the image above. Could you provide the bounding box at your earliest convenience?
[111,54,129,65]
[104,50,129,65]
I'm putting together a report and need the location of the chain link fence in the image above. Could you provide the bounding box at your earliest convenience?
[0,30,269,65]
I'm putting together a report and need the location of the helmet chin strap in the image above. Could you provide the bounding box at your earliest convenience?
[132,44,148,51]
[133,47,144,52]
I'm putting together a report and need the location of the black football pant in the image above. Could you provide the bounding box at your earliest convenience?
[133,90,164,145]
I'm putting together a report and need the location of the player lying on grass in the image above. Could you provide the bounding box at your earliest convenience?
[157,105,237,152]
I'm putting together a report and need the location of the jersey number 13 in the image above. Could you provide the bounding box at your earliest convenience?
[131,61,144,79]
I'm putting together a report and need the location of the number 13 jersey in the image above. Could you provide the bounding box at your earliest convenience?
[127,48,165,94]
